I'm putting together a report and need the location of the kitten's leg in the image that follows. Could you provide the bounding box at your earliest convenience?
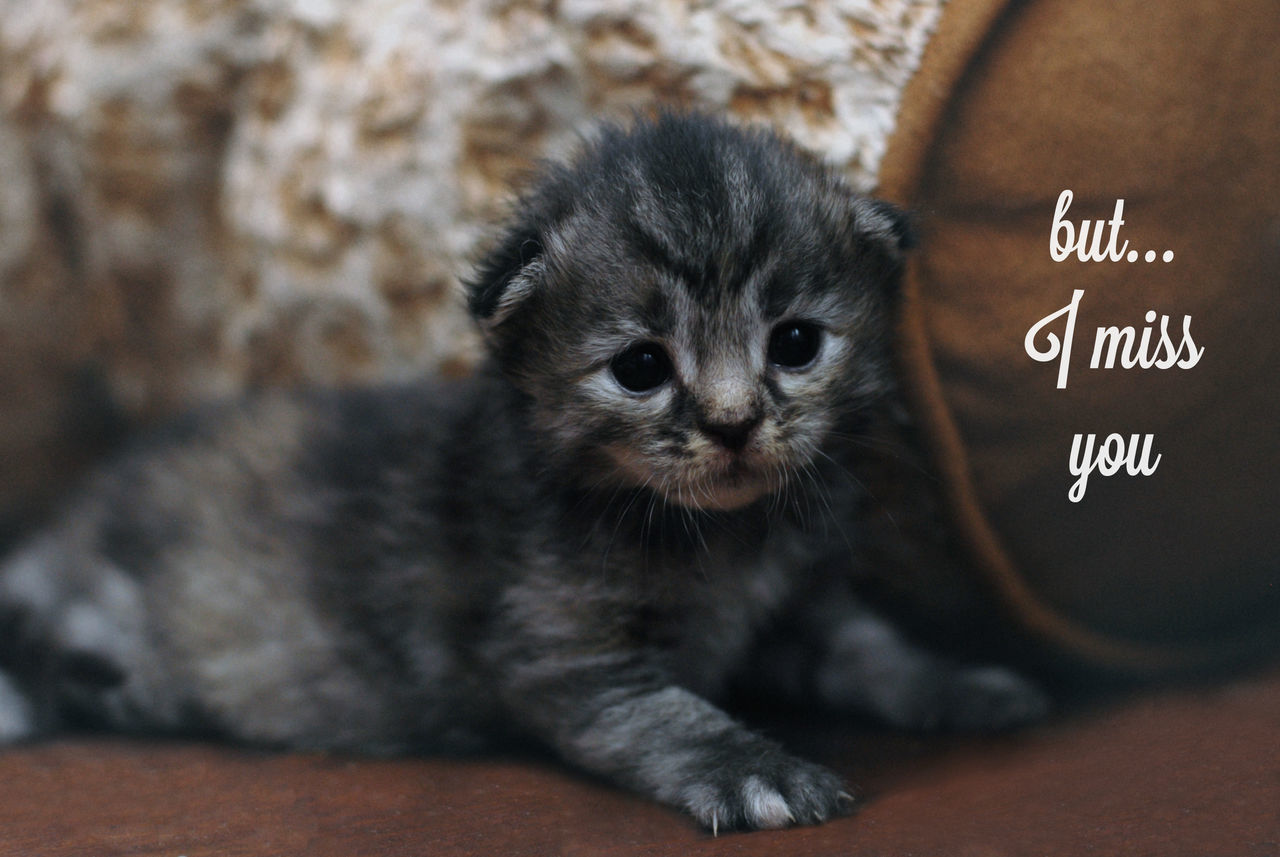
[0,532,173,740]
[774,596,1051,732]
[490,576,851,832]
[0,527,413,751]
[0,554,37,741]
[0,669,35,741]
[566,685,851,832]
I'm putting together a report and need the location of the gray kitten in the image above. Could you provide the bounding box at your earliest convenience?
[0,113,1046,832]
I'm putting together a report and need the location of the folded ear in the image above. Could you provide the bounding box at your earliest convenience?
[851,196,917,257]
[466,223,546,333]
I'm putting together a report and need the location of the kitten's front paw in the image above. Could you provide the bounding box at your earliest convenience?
[816,626,1052,734]
[860,663,1051,734]
[677,744,852,833]
[934,665,1052,733]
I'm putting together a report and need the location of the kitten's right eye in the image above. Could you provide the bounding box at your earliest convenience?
[768,321,822,369]
[611,343,673,393]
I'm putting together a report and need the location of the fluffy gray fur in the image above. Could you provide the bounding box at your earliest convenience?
[0,113,1046,832]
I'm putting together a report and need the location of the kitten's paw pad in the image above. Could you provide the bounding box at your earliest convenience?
[681,751,851,833]
[938,665,1052,733]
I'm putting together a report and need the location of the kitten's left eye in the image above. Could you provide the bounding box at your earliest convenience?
[611,343,673,393]
[768,321,822,369]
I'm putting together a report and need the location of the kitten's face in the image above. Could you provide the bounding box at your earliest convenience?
[469,114,909,511]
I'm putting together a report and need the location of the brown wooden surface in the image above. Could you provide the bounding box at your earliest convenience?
[1,664,1276,856]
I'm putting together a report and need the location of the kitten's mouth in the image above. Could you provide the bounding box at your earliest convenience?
[664,454,777,512]
[685,474,771,511]
[606,446,781,512]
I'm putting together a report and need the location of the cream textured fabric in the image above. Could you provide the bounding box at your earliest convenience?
[0,0,944,525]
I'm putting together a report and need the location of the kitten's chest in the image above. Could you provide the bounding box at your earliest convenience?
[642,531,803,697]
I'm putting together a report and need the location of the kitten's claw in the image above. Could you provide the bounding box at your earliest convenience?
[682,745,851,833]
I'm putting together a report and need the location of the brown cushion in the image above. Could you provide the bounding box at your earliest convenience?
[879,0,1280,668]
[3,665,1278,853]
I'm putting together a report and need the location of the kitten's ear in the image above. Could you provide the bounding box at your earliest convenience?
[851,197,916,258]
[466,224,546,333]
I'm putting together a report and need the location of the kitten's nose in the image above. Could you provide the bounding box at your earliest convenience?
[699,414,762,452]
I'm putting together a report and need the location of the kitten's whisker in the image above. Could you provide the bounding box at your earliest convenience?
[600,479,653,578]
[813,447,901,539]
[823,429,936,481]
[804,459,853,555]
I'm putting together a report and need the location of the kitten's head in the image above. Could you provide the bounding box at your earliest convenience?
[467,112,911,511]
